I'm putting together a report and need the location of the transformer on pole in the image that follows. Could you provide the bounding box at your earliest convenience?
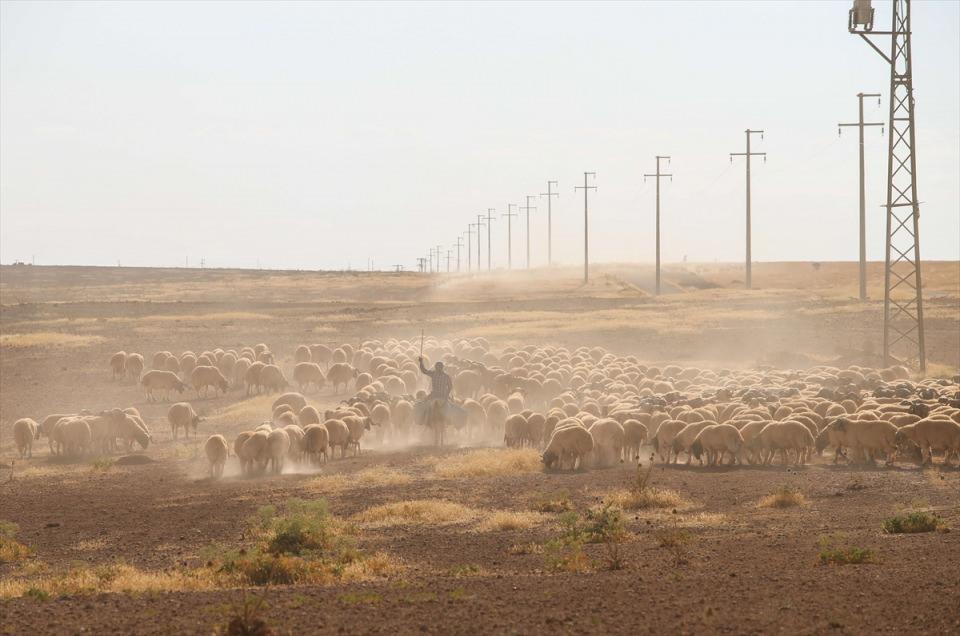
[849,0,926,372]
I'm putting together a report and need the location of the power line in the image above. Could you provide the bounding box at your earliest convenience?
[502,204,518,270]
[729,129,766,290]
[839,91,883,301]
[643,156,673,296]
[485,208,495,271]
[540,181,559,266]
[574,172,597,284]
[520,195,537,269]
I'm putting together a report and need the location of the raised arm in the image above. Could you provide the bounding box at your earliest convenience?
[418,356,433,377]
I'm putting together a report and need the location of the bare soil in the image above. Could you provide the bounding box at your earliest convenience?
[1,263,958,635]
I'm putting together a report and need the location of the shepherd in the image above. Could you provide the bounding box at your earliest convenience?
[414,334,467,445]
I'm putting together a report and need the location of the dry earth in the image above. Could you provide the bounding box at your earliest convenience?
[1,262,958,635]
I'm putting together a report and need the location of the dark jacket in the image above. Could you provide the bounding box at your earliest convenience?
[419,358,453,400]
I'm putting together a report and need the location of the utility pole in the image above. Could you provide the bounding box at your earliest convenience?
[729,130,766,290]
[574,172,597,284]
[435,244,442,273]
[474,215,486,272]
[393,264,404,272]
[849,0,926,371]
[485,208,495,271]
[502,204,518,269]
[427,248,434,273]
[643,156,672,295]
[839,92,883,301]
[465,224,475,273]
[445,250,452,272]
[540,181,559,265]
[416,257,426,273]
[520,195,537,269]
[455,235,464,272]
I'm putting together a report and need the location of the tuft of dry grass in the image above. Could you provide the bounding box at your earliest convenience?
[352,499,478,527]
[0,563,223,599]
[0,521,32,564]
[308,467,411,493]
[0,333,105,349]
[429,448,541,478]
[476,510,547,532]
[606,487,689,511]
[758,485,807,509]
[339,552,405,583]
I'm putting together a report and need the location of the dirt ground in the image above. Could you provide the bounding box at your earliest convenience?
[1,262,958,635]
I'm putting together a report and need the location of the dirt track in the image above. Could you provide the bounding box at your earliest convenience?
[1,263,959,634]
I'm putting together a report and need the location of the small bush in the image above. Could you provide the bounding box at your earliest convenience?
[430,448,541,478]
[818,535,875,565]
[222,595,274,636]
[90,457,115,473]
[543,538,589,573]
[476,510,545,532]
[446,563,484,578]
[508,542,544,555]
[758,485,807,509]
[655,526,692,567]
[353,499,477,527]
[882,511,944,534]
[0,521,31,564]
[24,587,49,602]
[533,493,573,514]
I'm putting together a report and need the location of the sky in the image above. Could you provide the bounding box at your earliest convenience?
[1,0,958,271]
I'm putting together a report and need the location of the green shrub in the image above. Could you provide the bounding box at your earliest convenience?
[882,511,944,534]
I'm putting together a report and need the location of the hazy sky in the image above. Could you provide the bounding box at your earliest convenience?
[1,1,958,271]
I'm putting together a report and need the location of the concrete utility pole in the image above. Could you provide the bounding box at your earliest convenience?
[427,248,435,273]
[435,245,442,273]
[849,0,926,371]
[839,92,883,301]
[502,204,518,269]
[729,129,766,290]
[520,195,537,269]
[393,264,404,272]
[574,172,597,284]
[485,208,495,271]
[465,224,475,273]
[540,181,559,265]
[643,156,672,295]
[416,257,426,273]
[446,250,452,273]
[474,215,486,272]
[455,235,464,272]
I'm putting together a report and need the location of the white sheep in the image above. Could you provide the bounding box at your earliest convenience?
[125,353,144,381]
[542,423,594,471]
[141,370,187,402]
[204,434,229,478]
[303,424,329,465]
[622,419,648,462]
[895,418,960,466]
[327,363,356,394]
[13,418,39,458]
[110,351,126,380]
[266,428,290,474]
[260,364,288,393]
[167,402,202,439]
[323,419,351,458]
[191,365,230,398]
[293,363,326,393]
[690,424,744,466]
[587,418,625,468]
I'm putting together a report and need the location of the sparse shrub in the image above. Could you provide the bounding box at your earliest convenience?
[758,485,807,509]
[447,563,483,578]
[508,542,544,555]
[90,457,115,473]
[543,538,589,573]
[818,535,875,565]
[882,511,944,534]
[222,595,274,636]
[24,587,49,602]
[0,521,31,564]
[607,463,688,511]
[655,525,692,567]
[533,492,573,514]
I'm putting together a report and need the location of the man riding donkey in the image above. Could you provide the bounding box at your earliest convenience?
[414,337,467,445]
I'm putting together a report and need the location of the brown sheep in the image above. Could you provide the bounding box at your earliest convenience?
[204,434,229,478]
[191,365,229,398]
[167,402,202,439]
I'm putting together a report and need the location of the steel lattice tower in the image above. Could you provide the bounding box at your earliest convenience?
[849,0,926,371]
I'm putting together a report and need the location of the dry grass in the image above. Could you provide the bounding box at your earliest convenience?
[476,510,547,532]
[208,395,275,427]
[72,538,107,552]
[429,448,541,478]
[605,487,690,511]
[352,499,478,527]
[0,563,223,599]
[758,485,807,509]
[143,312,272,322]
[308,467,411,493]
[0,333,105,349]
[339,552,405,582]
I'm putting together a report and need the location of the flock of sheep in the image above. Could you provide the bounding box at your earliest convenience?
[10,337,960,479]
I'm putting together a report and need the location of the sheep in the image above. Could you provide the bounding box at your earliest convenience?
[110,351,126,380]
[284,424,305,462]
[454,370,483,399]
[817,418,897,465]
[53,417,92,457]
[299,405,321,426]
[392,399,414,435]
[342,416,369,456]
[327,363,356,394]
[244,362,266,396]
[204,434,229,478]
[542,423,594,471]
[303,424,330,465]
[238,431,269,475]
[738,420,772,464]
[650,419,687,463]
[13,418,39,458]
[266,428,290,474]
[690,424,744,466]
[260,364,288,393]
[369,403,391,436]
[293,363,326,393]
[310,344,333,368]
[275,411,299,429]
[523,413,547,448]
[124,353,144,381]
[294,345,312,363]
[895,418,960,466]
[752,421,816,466]
[587,418,625,468]
[323,419,351,458]
[671,422,711,465]
[118,413,151,451]
[622,419,648,461]
[272,392,307,414]
[141,370,187,402]
[180,353,198,379]
[167,402,202,439]
[504,413,527,448]
[191,365,230,398]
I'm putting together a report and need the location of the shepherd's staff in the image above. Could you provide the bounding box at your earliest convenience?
[419,329,424,359]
